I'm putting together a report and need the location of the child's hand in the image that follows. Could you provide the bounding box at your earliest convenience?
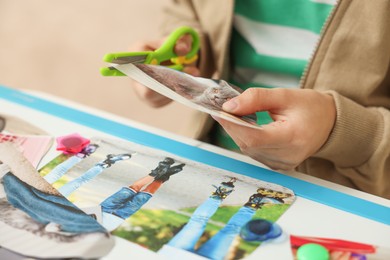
[130,34,200,108]
[215,88,336,171]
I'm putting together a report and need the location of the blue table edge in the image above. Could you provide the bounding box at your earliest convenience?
[0,85,389,225]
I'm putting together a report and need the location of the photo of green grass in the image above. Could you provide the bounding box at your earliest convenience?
[114,203,290,259]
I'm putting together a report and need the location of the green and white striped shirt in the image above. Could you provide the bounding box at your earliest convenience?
[231,0,335,89]
[213,0,335,149]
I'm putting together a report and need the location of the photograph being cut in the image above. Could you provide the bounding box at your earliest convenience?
[116,63,261,129]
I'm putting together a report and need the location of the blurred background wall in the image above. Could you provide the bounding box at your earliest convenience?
[0,0,200,137]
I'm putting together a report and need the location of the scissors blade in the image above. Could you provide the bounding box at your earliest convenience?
[110,54,148,64]
[100,66,126,76]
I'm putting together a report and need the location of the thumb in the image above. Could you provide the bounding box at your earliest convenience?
[222,88,288,116]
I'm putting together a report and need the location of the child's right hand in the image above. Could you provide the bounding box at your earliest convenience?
[130,34,200,108]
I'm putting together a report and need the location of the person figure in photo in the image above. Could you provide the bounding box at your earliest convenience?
[127,0,390,199]
[165,178,237,252]
[0,161,106,236]
[44,144,99,184]
[165,184,290,260]
[100,157,185,231]
[58,153,132,197]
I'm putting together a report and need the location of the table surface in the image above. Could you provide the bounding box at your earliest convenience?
[0,86,389,260]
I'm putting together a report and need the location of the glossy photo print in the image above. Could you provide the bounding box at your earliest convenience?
[39,136,295,260]
[0,133,53,168]
[0,144,114,259]
[116,63,260,129]
[0,113,49,135]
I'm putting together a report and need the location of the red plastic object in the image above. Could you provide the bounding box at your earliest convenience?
[56,133,90,154]
[290,235,376,254]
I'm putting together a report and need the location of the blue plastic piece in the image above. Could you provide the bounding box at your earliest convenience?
[240,219,282,242]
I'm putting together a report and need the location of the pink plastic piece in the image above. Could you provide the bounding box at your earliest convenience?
[56,133,90,154]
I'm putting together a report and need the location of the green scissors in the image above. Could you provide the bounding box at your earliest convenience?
[100,26,200,76]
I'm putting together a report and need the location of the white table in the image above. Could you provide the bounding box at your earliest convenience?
[1,86,389,260]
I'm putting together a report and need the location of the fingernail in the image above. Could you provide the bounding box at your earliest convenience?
[223,99,238,112]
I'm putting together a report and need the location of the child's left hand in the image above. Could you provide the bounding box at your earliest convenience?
[214,88,336,170]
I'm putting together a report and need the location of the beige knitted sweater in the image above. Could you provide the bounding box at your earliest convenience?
[160,0,390,198]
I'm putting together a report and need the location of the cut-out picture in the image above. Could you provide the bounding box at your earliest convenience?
[116,63,261,129]
[159,178,293,260]
[0,133,53,168]
[0,143,114,259]
[0,113,49,135]
[39,136,295,260]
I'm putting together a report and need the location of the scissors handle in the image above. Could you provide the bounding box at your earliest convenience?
[100,26,200,76]
[148,26,200,67]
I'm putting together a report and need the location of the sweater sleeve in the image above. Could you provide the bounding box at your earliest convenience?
[160,0,201,33]
[314,90,390,196]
